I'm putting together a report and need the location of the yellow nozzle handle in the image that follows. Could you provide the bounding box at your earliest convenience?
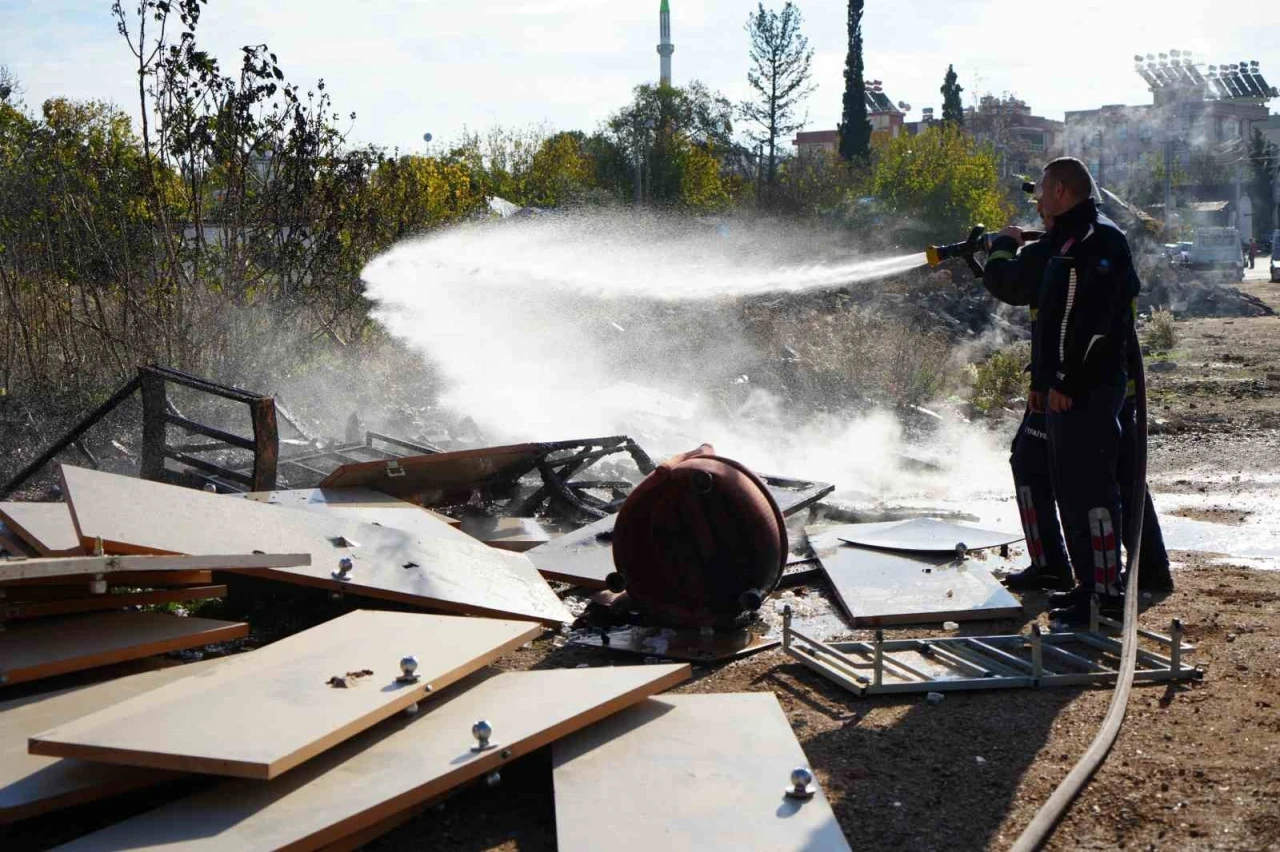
[925,245,942,267]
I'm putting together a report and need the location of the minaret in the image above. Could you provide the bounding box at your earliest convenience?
[657,0,674,87]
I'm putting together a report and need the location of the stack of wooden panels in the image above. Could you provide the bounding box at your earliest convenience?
[1,553,308,687]
[4,607,695,850]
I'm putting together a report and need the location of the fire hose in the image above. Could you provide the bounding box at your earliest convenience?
[927,226,1150,850]
[1009,327,1147,852]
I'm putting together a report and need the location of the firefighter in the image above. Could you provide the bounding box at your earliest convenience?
[983,216,1074,592]
[1025,158,1139,623]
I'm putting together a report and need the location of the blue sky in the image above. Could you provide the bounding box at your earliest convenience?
[1,0,1276,151]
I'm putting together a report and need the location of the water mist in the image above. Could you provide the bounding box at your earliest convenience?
[362,211,1010,505]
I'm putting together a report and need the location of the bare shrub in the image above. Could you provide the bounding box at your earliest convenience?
[1146,309,1177,351]
[969,342,1030,414]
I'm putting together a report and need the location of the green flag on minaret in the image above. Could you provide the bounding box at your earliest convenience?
[661,0,669,12]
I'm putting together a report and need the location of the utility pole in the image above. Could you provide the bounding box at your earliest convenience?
[1095,130,1105,193]
[1164,137,1175,234]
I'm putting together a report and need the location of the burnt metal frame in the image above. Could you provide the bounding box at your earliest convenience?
[780,604,1202,696]
[140,366,278,492]
[519,437,656,520]
[0,365,278,498]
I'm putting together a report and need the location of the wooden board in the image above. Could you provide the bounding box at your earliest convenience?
[30,610,541,780]
[231,487,460,529]
[55,664,691,852]
[807,526,1021,626]
[318,443,543,507]
[554,693,851,852]
[61,466,571,626]
[524,512,616,588]
[0,570,215,589]
[0,552,309,584]
[1,585,226,621]
[0,611,247,686]
[834,517,1022,553]
[0,521,37,557]
[761,476,836,517]
[459,516,556,552]
[0,502,83,556]
[0,662,213,823]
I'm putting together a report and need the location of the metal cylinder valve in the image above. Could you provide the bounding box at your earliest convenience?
[785,766,815,801]
[471,720,497,752]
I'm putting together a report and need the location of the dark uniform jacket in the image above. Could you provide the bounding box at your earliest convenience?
[982,234,1053,382]
[987,199,1140,398]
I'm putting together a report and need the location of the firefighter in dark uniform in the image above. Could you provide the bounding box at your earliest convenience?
[982,215,1074,592]
[987,179,1172,601]
[992,158,1140,623]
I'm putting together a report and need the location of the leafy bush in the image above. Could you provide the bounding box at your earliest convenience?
[969,342,1030,414]
[1146,309,1176,352]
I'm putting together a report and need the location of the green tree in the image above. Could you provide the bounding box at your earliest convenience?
[606,82,734,207]
[837,0,870,161]
[871,124,1010,239]
[741,1,815,192]
[941,65,964,126]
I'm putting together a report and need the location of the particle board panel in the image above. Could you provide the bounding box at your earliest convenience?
[811,541,1022,627]
[29,610,542,780]
[0,611,247,686]
[459,516,556,552]
[318,443,544,507]
[0,570,215,589]
[762,477,836,517]
[0,522,38,557]
[832,517,1022,553]
[61,466,571,625]
[1,585,226,621]
[553,693,851,852]
[54,664,691,852]
[0,552,309,584]
[0,662,215,823]
[231,487,460,530]
[525,512,616,588]
[0,502,83,557]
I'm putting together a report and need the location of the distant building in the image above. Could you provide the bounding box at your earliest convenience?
[1063,52,1276,193]
[965,96,1065,178]
[791,80,907,157]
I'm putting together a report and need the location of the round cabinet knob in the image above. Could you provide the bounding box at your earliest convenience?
[785,766,815,801]
[332,557,354,580]
[397,655,420,683]
[471,720,497,752]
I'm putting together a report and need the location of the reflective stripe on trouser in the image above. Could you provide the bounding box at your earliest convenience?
[1046,373,1127,590]
[1088,507,1120,593]
[1018,486,1045,567]
[1010,410,1070,571]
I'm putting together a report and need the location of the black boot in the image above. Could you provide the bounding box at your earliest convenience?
[1047,583,1092,610]
[1049,591,1124,626]
[1137,560,1174,593]
[1003,564,1074,592]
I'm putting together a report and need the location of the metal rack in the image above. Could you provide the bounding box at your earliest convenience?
[781,601,1202,696]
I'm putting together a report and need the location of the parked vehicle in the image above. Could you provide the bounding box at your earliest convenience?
[1189,227,1244,281]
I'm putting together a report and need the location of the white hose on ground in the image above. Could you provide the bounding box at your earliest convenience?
[1009,327,1148,852]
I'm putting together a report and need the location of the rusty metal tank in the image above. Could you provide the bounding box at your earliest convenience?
[607,444,787,628]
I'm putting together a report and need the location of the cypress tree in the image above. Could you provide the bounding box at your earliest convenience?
[838,0,871,161]
[941,64,965,126]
